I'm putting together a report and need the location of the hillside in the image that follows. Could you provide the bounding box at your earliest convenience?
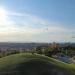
[0,53,75,75]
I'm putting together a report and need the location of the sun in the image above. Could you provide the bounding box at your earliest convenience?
[0,8,8,24]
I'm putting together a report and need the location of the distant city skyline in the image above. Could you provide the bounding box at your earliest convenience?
[0,0,75,42]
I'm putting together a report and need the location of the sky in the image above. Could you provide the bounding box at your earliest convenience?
[0,0,75,43]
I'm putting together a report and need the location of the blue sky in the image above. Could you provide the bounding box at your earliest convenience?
[0,0,75,42]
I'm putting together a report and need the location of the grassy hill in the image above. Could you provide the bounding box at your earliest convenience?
[0,53,75,75]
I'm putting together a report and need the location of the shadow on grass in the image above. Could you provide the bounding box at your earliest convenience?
[0,59,71,75]
[15,59,70,75]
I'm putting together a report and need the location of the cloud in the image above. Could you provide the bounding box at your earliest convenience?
[0,10,75,42]
[9,12,51,27]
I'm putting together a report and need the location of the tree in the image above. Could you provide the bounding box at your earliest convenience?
[36,46,43,54]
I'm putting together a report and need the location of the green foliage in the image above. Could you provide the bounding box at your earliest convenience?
[36,47,43,54]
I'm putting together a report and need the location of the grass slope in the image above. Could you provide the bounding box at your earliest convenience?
[0,53,75,75]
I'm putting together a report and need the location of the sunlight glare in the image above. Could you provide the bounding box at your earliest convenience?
[0,8,8,24]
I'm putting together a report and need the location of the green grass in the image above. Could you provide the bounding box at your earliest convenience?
[0,53,75,75]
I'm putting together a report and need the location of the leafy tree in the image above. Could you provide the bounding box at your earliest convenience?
[36,46,43,54]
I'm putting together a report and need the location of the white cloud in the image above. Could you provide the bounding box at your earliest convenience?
[0,9,75,42]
